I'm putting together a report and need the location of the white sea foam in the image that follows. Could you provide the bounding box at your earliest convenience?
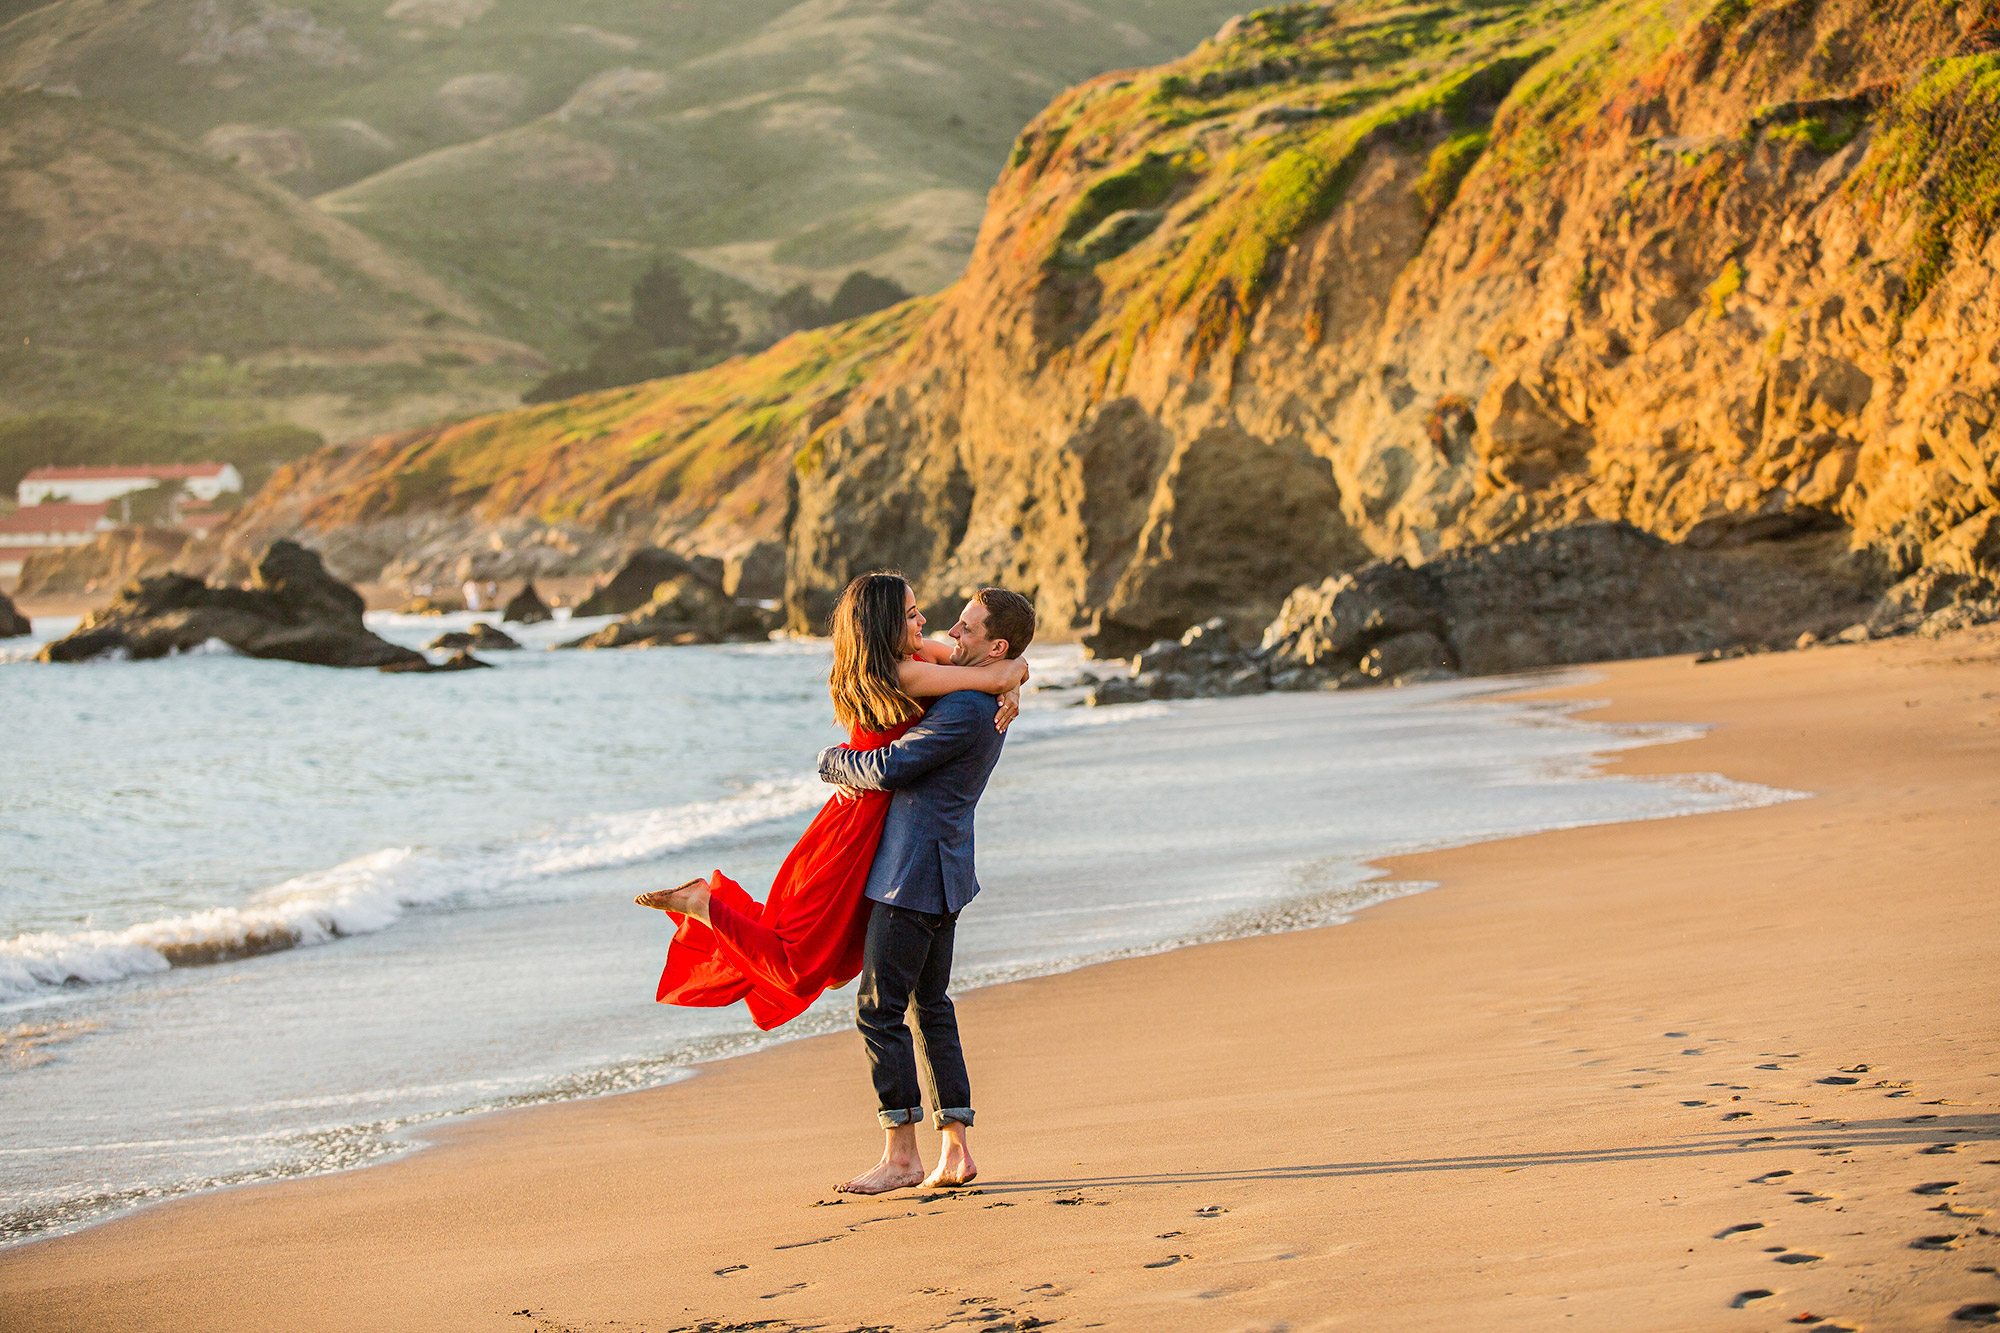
[0,775,828,1003]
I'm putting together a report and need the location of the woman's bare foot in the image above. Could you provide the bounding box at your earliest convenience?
[634,878,710,917]
[835,1126,925,1195]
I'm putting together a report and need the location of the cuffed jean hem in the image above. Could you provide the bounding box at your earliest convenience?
[933,1107,975,1130]
[877,1106,926,1128]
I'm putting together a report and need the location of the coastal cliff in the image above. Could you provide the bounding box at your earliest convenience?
[220,0,2000,650]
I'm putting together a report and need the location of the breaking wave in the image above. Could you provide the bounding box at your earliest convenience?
[0,775,828,1003]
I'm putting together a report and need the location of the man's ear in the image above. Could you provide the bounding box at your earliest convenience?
[991,639,1010,662]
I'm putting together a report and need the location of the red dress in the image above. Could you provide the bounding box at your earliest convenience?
[654,717,916,1030]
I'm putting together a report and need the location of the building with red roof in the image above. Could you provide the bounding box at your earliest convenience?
[0,502,114,577]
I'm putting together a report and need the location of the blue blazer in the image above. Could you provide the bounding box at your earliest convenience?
[817,690,1006,915]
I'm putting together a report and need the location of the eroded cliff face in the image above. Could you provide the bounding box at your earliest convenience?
[786,0,2000,649]
[225,0,1999,650]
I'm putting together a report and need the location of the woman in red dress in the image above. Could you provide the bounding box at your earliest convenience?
[634,572,1028,1030]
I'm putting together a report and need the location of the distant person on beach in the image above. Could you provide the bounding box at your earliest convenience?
[636,573,1035,1191]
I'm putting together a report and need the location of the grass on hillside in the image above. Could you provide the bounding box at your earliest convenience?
[1851,53,2000,326]
[296,300,933,530]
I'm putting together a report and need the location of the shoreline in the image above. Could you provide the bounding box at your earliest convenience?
[2,627,1996,1330]
[0,669,1757,1251]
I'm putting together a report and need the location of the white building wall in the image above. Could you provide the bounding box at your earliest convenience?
[18,464,242,506]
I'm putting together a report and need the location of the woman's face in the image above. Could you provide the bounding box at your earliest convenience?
[901,585,924,656]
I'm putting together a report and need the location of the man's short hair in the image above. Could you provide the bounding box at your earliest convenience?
[976,587,1036,660]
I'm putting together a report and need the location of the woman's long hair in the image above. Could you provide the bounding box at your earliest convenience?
[828,571,920,734]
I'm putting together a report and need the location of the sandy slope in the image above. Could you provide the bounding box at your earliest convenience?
[2,628,1996,1331]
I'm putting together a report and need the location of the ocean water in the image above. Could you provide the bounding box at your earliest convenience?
[0,611,1799,1245]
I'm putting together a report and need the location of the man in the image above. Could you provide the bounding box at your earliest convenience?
[818,586,1036,1194]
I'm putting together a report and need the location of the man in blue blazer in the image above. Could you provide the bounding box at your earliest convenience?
[819,586,1036,1194]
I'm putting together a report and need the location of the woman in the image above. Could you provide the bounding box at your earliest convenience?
[634,571,1028,1030]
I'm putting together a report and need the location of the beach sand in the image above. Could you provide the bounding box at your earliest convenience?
[3,627,1996,1332]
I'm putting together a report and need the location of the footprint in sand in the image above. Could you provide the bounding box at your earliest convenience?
[1914,1181,1961,1195]
[1819,1076,1861,1086]
[1913,1234,1967,1251]
[1753,1170,1797,1184]
[1922,1144,1961,1155]
[1157,1231,1185,1239]
[1757,1063,1786,1070]
[1194,1205,1229,1217]
[1953,1303,2000,1326]
[1775,1253,1824,1264]
[1724,1111,1755,1120]
[714,1264,749,1276]
[1715,1223,1766,1238]
[1791,1193,1836,1205]
[1932,1203,1991,1218]
[1144,1255,1191,1269]
[1732,1289,1776,1308]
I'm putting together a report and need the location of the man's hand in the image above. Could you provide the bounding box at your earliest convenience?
[1000,657,1031,690]
[995,688,1020,733]
[835,784,866,802]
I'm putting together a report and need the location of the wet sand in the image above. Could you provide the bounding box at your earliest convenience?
[3,626,1996,1332]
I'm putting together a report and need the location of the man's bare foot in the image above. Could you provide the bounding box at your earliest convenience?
[834,1158,926,1195]
[634,878,709,916]
[924,1130,977,1188]
[836,1125,925,1195]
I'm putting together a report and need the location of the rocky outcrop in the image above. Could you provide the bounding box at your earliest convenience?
[14,527,194,599]
[502,581,552,624]
[723,542,786,602]
[39,541,423,668]
[560,570,781,649]
[575,548,721,618]
[215,0,2000,653]
[0,590,29,638]
[380,650,493,674]
[1088,521,1877,701]
[427,622,520,651]
[1263,523,1873,682]
[780,0,2000,647]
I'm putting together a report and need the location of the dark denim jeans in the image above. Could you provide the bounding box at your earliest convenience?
[856,901,973,1130]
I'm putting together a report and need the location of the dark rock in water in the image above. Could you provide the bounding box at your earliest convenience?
[381,650,493,674]
[1089,619,1286,703]
[39,540,424,669]
[1266,522,1871,683]
[0,590,28,639]
[1262,559,1446,668]
[427,622,521,651]
[559,572,782,649]
[399,594,460,615]
[501,581,552,624]
[576,549,711,618]
[1091,520,1875,703]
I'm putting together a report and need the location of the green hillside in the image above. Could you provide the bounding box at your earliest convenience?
[0,86,542,480]
[0,0,1251,361]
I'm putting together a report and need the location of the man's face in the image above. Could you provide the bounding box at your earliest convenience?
[947,600,1003,666]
